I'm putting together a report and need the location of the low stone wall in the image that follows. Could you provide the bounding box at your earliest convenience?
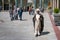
[54,14,60,26]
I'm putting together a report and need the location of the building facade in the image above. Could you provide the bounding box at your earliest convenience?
[0,0,60,11]
[0,0,27,11]
[53,0,60,9]
[33,0,60,9]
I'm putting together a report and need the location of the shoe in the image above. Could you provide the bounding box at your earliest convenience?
[20,19,22,21]
[35,34,38,37]
[38,32,41,36]
[34,33,38,37]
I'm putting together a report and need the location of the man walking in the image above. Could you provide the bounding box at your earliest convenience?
[9,7,14,21]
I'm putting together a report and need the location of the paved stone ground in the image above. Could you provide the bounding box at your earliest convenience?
[0,12,57,40]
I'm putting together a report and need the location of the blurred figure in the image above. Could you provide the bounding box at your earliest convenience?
[29,6,35,15]
[9,7,14,21]
[27,6,29,11]
[48,7,53,15]
[13,5,18,20]
[18,7,23,20]
[17,7,20,15]
[23,6,26,12]
[31,7,35,15]
[39,7,44,13]
[29,7,32,15]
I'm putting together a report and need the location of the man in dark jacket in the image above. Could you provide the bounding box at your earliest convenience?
[18,7,23,20]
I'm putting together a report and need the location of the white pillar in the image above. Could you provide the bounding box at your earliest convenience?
[53,0,56,9]
[2,0,4,11]
[55,0,56,8]
[53,0,54,10]
[57,0,59,8]
[32,0,34,8]
[9,0,10,10]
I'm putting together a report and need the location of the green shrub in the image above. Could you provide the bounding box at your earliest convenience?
[54,8,59,13]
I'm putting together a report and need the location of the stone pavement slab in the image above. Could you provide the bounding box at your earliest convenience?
[0,12,57,40]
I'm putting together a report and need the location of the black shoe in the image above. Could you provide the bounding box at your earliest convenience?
[35,34,38,37]
[20,19,22,20]
[11,19,14,21]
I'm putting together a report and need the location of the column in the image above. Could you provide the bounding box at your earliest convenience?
[42,0,44,8]
[15,0,18,7]
[49,0,53,9]
[55,0,57,8]
[20,0,22,7]
[57,0,59,8]
[33,0,36,9]
[53,0,54,9]
[8,0,10,10]
[53,0,55,9]
[2,0,4,11]
[39,0,42,8]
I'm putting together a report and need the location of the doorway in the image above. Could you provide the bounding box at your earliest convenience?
[4,0,9,10]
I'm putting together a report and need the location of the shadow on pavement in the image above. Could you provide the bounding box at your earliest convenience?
[41,31,50,36]
[0,20,4,23]
[20,19,28,21]
[10,19,28,21]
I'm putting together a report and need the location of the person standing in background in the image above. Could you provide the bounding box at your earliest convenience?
[29,6,32,15]
[31,7,35,15]
[13,5,18,20]
[18,7,23,20]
